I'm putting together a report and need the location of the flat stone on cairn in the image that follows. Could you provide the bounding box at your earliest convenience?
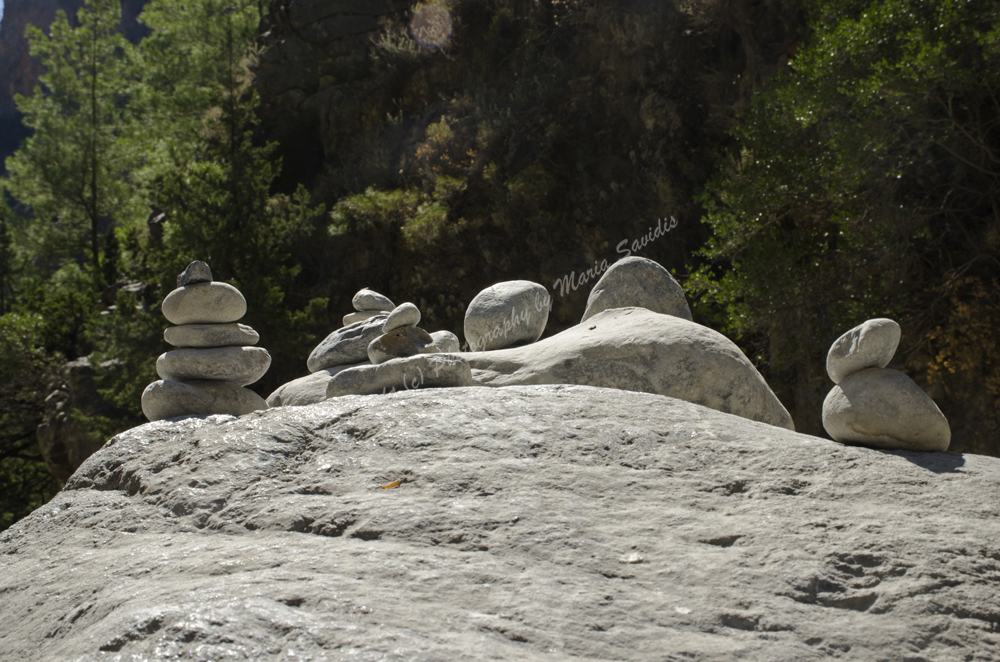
[821,318,950,452]
[464,280,549,352]
[582,256,692,323]
[141,261,269,422]
[308,313,389,372]
[343,310,384,326]
[368,326,437,365]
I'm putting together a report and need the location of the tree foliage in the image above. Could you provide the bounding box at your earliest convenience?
[689,0,1000,446]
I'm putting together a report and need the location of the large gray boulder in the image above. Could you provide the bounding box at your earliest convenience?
[823,368,951,452]
[464,280,550,351]
[307,313,389,372]
[827,318,901,384]
[461,306,794,430]
[581,255,692,323]
[2,385,997,660]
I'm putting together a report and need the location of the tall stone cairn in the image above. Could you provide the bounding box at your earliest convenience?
[141,261,270,421]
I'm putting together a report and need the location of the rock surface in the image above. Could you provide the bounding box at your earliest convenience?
[462,307,794,430]
[163,323,259,348]
[826,318,901,384]
[367,325,436,364]
[161,282,247,325]
[383,301,421,332]
[265,362,369,407]
[2,385,998,660]
[156,346,272,386]
[581,255,693,323]
[307,313,389,372]
[464,280,550,351]
[822,368,951,452]
[140,379,268,421]
[429,329,461,353]
[326,354,472,398]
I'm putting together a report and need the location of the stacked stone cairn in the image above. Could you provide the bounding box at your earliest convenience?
[141,261,271,421]
[822,318,951,452]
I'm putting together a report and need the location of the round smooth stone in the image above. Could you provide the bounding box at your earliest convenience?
[581,256,692,323]
[343,311,383,326]
[822,367,950,452]
[429,330,461,353]
[141,379,268,421]
[826,318,901,384]
[164,323,259,348]
[352,288,395,313]
[367,326,436,365]
[177,260,213,287]
[464,280,549,352]
[162,282,246,325]
[383,302,421,332]
[156,346,271,386]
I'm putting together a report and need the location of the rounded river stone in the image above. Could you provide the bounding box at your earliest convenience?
[161,282,246,325]
[383,302,421,332]
[581,256,692,323]
[164,323,259,348]
[141,379,267,421]
[826,318,901,384]
[352,289,395,313]
[156,346,271,386]
[368,326,436,365]
[464,280,549,352]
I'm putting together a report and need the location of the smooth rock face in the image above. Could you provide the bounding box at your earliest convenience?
[581,256,693,323]
[139,379,268,421]
[367,326,436,365]
[382,302,420,332]
[307,313,389,372]
[266,362,369,407]
[464,280,550,351]
[823,368,951,451]
[156,347,272,386]
[163,323,259,348]
[429,330,461,353]
[327,354,472,397]
[161,282,247,325]
[176,260,213,287]
[3,386,998,661]
[352,288,394,312]
[343,310,382,326]
[827,318,901,384]
[461,307,794,430]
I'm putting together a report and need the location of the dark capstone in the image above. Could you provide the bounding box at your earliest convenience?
[177,261,213,287]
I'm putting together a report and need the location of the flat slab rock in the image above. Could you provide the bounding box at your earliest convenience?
[2,386,999,661]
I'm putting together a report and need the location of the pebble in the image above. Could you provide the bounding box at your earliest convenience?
[352,288,395,313]
[826,318,901,384]
[383,302,421,332]
[177,260,213,287]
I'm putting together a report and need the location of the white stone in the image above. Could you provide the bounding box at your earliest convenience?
[161,282,246,325]
[429,330,461,353]
[581,256,692,323]
[140,379,267,421]
[343,311,383,326]
[460,306,793,429]
[164,323,259,348]
[826,318,901,384]
[822,367,950,452]
[156,346,271,386]
[464,280,549,351]
[383,302,421,332]
[352,288,395,312]
[307,313,389,372]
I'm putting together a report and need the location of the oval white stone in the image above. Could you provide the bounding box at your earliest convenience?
[161,282,246,325]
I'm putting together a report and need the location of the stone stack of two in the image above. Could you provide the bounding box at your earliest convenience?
[822,318,951,452]
[141,262,271,422]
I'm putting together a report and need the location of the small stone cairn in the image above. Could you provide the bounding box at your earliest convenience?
[141,262,270,421]
[821,318,951,452]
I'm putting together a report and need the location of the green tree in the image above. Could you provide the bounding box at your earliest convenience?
[688,0,1000,447]
[5,0,143,287]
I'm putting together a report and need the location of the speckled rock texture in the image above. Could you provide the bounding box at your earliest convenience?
[156,346,272,386]
[163,323,259,349]
[307,313,389,372]
[581,256,693,323]
[1,385,998,661]
[462,307,794,430]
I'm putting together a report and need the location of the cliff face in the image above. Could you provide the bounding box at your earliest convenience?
[0,0,148,169]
